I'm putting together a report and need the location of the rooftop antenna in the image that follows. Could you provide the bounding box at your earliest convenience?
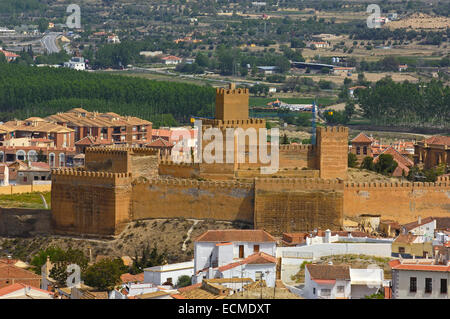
[311,99,317,145]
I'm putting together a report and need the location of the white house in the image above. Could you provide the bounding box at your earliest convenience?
[192,230,277,287]
[350,268,385,299]
[64,57,86,71]
[402,217,436,241]
[0,283,54,299]
[144,260,194,287]
[212,252,277,287]
[161,55,182,65]
[304,264,352,299]
[390,246,450,299]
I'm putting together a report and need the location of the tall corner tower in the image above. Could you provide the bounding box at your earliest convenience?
[316,126,349,180]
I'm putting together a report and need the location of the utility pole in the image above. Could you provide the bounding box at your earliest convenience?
[311,99,317,145]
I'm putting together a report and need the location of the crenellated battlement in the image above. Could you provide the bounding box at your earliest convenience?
[52,168,132,179]
[133,177,253,189]
[200,118,265,128]
[279,144,315,152]
[159,160,199,167]
[86,147,129,155]
[317,126,349,134]
[130,147,158,156]
[344,181,449,188]
[256,177,343,184]
[216,88,249,96]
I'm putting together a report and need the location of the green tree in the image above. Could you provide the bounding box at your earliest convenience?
[348,153,358,168]
[176,275,192,288]
[374,154,398,175]
[360,156,375,171]
[83,258,128,291]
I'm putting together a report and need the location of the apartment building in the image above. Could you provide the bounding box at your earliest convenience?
[46,108,152,147]
[390,246,450,299]
[0,117,76,167]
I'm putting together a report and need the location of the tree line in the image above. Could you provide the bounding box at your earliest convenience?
[355,77,450,128]
[0,64,215,127]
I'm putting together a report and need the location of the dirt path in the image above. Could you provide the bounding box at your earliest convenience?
[182,219,200,252]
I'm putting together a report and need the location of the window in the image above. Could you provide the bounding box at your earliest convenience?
[167,277,172,284]
[239,245,244,258]
[313,288,316,295]
[337,286,345,293]
[425,278,432,293]
[253,245,260,253]
[363,146,367,155]
[410,277,417,292]
[441,279,447,294]
[255,272,262,281]
[399,247,405,254]
[356,146,360,155]
[320,289,331,296]
[23,177,27,182]
[34,176,39,180]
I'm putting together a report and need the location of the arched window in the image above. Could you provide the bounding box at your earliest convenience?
[16,150,26,161]
[59,153,65,167]
[28,150,38,162]
[49,153,55,167]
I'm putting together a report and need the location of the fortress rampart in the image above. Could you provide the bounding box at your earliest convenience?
[343,181,450,223]
[49,85,448,237]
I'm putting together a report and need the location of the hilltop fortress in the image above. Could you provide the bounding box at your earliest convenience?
[51,85,450,237]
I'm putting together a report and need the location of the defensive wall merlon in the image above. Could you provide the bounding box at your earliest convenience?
[216,87,249,96]
[85,147,158,156]
[200,118,265,128]
[158,160,199,167]
[317,126,349,134]
[51,168,132,180]
[133,177,253,189]
[279,144,316,152]
[344,181,450,189]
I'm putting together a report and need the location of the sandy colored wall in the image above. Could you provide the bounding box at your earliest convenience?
[343,182,450,223]
[0,184,51,195]
[51,169,132,236]
[254,178,344,235]
[131,179,254,223]
[279,144,317,169]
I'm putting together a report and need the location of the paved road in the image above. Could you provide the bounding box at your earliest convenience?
[41,33,61,54]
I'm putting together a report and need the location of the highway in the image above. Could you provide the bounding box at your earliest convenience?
[41,32,61,54]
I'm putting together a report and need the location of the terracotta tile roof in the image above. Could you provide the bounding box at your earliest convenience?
[120,273,144,284]
[171,293,186,299]
[306,264,351,280]
[402,217,435,232]
[434,217,450,231]
[147,138,172,148]
[217,252,276,272]
[423,135,450,146]
[46,108,151,128]
[0,283,52,297]
[374,146,414,176]
[177,283,202,293]
[135,290,170,299]
[389,260,450,272]
[195,230,276,243]
[0,263,41,285]
[393,234,419,244]
[351,132,373,144]
[3,119,74,134]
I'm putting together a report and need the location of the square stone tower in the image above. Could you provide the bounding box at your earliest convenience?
[215,83,249,121]
[316,126,349,180]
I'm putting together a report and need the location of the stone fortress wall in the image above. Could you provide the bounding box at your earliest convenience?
[50,84,449,237]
